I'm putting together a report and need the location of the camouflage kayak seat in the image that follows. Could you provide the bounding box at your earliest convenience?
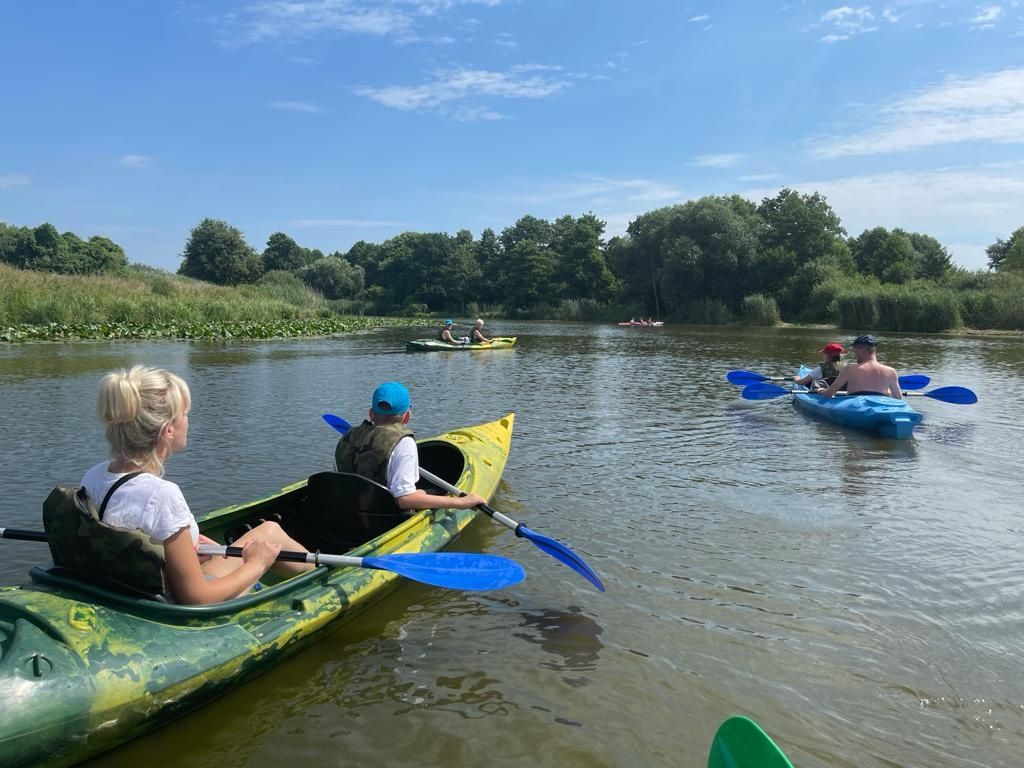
[41,480,169,601]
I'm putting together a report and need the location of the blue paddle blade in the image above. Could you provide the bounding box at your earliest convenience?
[726,369,770,385]
[898,374,930,391]
[925,386,978,405]
[517,525,605,592]
[363,552,526,591]
[323,413,352,434]
[741,383,792,400]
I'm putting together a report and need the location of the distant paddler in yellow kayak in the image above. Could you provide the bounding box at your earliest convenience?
[438,318,469,345]
[471,318,493,344]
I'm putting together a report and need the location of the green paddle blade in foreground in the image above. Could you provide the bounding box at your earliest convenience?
[708,716,794,768]
[322,413,605,592]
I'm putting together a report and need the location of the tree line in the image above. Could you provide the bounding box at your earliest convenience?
[4,192,1023,329]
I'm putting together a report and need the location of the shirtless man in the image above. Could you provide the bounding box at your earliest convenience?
[820,335,902,399]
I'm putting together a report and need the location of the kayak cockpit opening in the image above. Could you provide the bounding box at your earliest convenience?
[416,441,467,490]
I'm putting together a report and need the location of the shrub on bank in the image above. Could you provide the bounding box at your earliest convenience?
[834,282,962,332]
[741,294,780,326]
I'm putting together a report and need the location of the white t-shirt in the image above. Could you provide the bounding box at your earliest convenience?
[386,437,420,498]
[81,462,198,545]
[806,365,824,380]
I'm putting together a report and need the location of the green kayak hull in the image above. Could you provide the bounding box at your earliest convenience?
[0,414,515,768]
[406,336,517,352]
[708,716,794,768]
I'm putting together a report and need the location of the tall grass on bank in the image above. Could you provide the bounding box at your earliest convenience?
[834,282,962,333]
[741,294,781,326]
[0,263,409,341]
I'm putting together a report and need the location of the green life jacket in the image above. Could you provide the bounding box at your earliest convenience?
[41,483,169,598]
[821,359,842,383]
[335,421,414,487]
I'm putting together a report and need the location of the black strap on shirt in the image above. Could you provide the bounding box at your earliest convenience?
[98,471,144,520]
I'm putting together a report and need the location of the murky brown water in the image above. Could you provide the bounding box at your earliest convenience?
[1,323,1022,767]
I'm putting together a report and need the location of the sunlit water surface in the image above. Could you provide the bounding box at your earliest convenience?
[1,322,1022,767]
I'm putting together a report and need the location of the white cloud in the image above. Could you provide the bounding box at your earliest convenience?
[739,173,781,182]
[220,0,501,45]
[288,218,408,227]
[354,65,569,112]
[741,164,1024,269]
[454,105,507,121]
[812,67,1024,157]
[818,6,877,42]
[692,153,745,168]
[0,173,31,188]
[287,55,315,65]
[270,101,325,113]
[494,31,516,48]
[971,4,1003,28]
[120,155,152,169]
[882,7,904,23]
[689,14,710,22]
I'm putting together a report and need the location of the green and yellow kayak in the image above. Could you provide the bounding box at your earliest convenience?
[406,336,517,352]
[0,414,515,768]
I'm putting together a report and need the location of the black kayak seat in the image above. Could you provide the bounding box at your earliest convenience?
[290,471,407,552]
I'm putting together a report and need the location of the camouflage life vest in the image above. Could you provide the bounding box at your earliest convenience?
[41,481,168,597]
[335,421,414,487]
[821,359,842,383]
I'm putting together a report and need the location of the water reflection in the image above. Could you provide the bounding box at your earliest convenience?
[513,606,604,674]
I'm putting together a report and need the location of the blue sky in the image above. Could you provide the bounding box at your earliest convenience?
[2,1,1022,272]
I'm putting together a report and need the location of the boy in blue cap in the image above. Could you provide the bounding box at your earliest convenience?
[335,382,485,511]
[821,335,903,399]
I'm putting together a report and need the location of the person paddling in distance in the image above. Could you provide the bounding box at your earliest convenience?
[470,318,493,344]
[438,319,468,345]
[335,382,486,512]
[83,365,312,604]
[794,342,845,391]
[820,335,903,399]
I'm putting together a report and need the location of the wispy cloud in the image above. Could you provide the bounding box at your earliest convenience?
[454,105,507,121]
[511,176,683,207]
[494,31,516,48]
[353,65,569,115]
[971,5,1003,29]
[812,67,1024,157]
[739,173,781,182]
[692,153,745,168]
[287,55,315,65]
[270,100,325,113]
[819,6,877,42]
[741,164,1024,269]
[0,173,30,188]
[689,14,710,23]
[218,0,501,45]
[881,7,904,24]
[288,217,408,227]
[120,154,152,169]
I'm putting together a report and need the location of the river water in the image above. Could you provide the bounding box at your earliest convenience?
[1,323,1022,768]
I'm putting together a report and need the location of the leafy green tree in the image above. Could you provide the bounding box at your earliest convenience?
[906,232,952,280]
[757,188,846,263]
[550,213,617,301]
[178,218,262,285]
[345,241,384,285]
[262,232,313,273]
[987,227,1024,272]
[299,256,365,299]
[474,228,503,304]
[500,216,556,310]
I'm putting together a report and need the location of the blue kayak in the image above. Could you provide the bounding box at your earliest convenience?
[792,366,922,439]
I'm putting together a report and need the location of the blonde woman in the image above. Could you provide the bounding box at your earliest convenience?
[82,365,311,604]
[470,319,492,344]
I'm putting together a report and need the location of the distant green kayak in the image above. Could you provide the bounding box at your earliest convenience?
[708,716,794,768]
[406,336,517,352]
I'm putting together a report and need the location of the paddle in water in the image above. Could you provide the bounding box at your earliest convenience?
[741,381,977,404]
[322,413,605,592]
[0,527,525,591]
[727,368,930,391]
[708,715,794,768]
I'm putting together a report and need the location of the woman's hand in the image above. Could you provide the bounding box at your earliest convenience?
[241,535,282,571]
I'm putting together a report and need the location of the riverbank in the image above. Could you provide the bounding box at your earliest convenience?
[0,263,417,341]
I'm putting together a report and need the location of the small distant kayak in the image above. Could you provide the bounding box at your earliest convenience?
[406,336,517,352]
[617,321,664,327]
[792,366,922,439]
[708,716,794,768]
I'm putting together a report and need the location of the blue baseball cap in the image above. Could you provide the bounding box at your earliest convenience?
[371,382,411,415]
[852,334,878,347]
[443,319,453,326]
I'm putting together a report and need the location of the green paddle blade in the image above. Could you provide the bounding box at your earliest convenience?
[708,716,794,768]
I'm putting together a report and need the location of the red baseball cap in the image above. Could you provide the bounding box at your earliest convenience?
[820,342,845,355]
